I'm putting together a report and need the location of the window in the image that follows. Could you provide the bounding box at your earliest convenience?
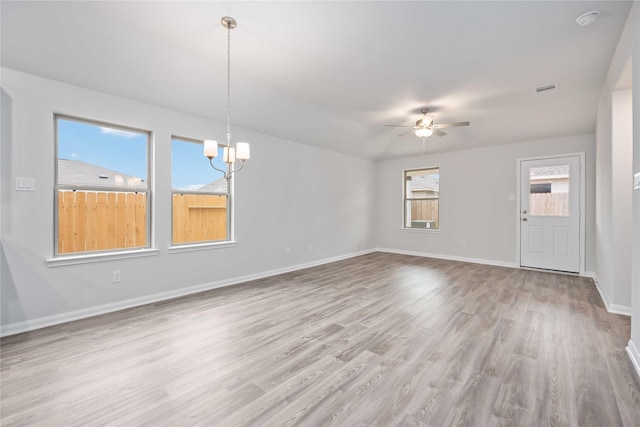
[404,167,439,230]
[171,137,230,245]
[530,183,552,194]
[528,164,570,216]
[55,116,150,255]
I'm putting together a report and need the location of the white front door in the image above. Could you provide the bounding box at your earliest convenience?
[519,155,581,273]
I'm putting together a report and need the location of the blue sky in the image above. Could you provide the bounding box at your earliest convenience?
[171,138,227,190]
[57,118,229,190]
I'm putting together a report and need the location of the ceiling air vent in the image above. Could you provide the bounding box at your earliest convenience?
[536,83,557,93]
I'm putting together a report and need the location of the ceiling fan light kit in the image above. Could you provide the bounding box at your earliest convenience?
[415,128,433,138]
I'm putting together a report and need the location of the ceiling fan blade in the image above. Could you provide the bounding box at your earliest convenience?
[384,124,411,127]
[397,129,415,137]
[433,128,447,137]
[433,121,470,129]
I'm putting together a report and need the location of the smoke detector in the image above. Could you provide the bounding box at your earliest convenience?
[576,10,600,26]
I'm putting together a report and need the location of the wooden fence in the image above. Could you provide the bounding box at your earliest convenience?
[172,194,227,244]
[58,190,147,254]
[410,199,439,228]
[529,193,569,216]
[58,191,228,253]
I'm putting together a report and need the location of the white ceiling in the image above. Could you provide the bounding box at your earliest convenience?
[0,1,633,160]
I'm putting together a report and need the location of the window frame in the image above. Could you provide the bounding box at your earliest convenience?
[170,136,232,247]
[402,166,440,231]
[53,114,152,257]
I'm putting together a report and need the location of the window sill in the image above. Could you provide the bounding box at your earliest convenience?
[47,248,159,268]
[168,241,238,254]
[401,227,441,233]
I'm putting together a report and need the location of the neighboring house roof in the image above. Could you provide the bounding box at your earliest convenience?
[409,175,439,192]
[59,158,228,193]
[530,165,569,180]
[58,159,145,188]
[196,177,227,193]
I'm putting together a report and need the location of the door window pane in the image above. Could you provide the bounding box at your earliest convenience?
[529,165,569,217]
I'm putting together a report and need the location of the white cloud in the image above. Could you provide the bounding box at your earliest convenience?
[100,127,139,139]
[70,152,80,158]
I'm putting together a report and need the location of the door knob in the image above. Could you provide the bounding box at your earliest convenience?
[522,218,528,221]
[522,210,527,214]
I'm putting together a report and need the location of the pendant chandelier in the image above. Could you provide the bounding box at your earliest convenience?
[203,16,250,180]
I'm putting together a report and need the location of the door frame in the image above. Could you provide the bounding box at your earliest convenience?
[515,152,586,274]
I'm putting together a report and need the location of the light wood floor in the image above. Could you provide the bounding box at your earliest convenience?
[1,253,639,426]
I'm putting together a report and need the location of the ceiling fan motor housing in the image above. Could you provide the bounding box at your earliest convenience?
[416,116,434,128]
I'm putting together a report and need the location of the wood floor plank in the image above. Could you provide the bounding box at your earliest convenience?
[535,339,579,426]
[256,350,381,426]
[2,253,639,426]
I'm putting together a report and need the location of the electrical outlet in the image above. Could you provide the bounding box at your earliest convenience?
[285,247,291,255]
[460,240,466,247]
[112,271,122,283]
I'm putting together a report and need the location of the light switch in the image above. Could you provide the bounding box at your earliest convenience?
[634,172,640,190]
[15,177,35,191]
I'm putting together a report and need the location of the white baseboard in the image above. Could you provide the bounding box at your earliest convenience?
[626,340,640,380]
[0,248,376,337]
[585,271,632,316]
[375,247,517,269]
[607,304,632,316]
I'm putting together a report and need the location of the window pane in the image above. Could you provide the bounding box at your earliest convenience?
[56,117,150,255]
[407,199,439,229]
[172,194,228,244]
[404,167,439,229]
[171,138,227,193]
[529,165,569,217]
[57,190,147,254]
[171,137,230,244]
[57,119,147,189]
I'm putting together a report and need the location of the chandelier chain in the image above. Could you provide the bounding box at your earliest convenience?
[226,23,231,146]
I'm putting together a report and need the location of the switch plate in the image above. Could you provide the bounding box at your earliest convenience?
[15,177,35,191]
[634,172,640,190]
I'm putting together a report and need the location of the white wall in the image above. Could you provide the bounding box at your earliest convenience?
[375,134,596,269]
[0,68,377,334]
[596,84,633,315]
[612,89,633,307]
[595,1,640,375]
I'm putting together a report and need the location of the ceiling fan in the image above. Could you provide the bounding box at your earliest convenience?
[385,108,470,138]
